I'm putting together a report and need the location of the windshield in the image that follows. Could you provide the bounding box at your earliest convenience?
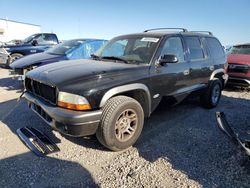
[23,34,37,43]
[94,36,160,64]
[230,45,250,55]
[46,39,85,55]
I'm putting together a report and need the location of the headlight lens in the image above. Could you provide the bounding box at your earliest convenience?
[57,92,91,110]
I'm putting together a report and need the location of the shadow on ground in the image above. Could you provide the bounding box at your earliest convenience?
[0,152,98,187]
[135,95,250,187]
[0,76,23,92]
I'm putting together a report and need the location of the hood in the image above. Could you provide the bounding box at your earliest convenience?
[10,52,64,69]
[3,43,29,48]
[26,59,148,88]
[227,54,250,65]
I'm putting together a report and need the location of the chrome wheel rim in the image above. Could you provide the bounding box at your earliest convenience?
[115,109,138,142]
[212,84,220,104]
[10,55,22,64]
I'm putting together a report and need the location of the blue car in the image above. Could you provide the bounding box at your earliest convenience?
[3,33,59,65]
[10,38,107,78]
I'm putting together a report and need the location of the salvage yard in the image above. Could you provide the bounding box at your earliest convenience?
[0,67,249,187]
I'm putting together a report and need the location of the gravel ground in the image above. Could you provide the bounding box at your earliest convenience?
[0,67,249,188]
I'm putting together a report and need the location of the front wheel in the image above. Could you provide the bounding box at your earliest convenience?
[96,96,144,151]
[200,79,222,109]
[8,53,23,65]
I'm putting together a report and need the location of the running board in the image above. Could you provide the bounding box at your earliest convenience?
[216,112,250,156]
[16,127,60,157]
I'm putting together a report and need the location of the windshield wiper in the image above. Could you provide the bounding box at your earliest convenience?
[90,54,101,60]
[101,56,129,64]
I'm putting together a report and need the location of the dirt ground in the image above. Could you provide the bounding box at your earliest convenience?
[0,67,249,188]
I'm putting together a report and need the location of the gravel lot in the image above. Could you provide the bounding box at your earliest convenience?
[0,67,249,188]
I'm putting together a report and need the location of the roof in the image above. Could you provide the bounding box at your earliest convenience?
[118,31,214,39]
[0,18,40,27]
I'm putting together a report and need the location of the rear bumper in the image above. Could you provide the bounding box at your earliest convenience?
[24,92,102,137]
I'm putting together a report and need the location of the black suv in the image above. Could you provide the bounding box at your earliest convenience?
[23,28,228,151]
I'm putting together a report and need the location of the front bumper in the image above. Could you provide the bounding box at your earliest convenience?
[227,75,250,86]
[24,92,102,137]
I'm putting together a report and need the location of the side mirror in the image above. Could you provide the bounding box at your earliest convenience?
[31,40,38,46]
[158,54,178,65]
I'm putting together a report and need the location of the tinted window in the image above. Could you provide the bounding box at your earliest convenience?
[205,37,225,58]
[230,45,250,55]
[185,37,204,60]
[160,37,184,62]
[44,34,58,44]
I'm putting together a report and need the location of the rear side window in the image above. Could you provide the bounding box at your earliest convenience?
[185,37,205,60]
[44,34,58,44]
[205,37,224,58]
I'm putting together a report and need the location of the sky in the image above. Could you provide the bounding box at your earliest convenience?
[0,0,249,45]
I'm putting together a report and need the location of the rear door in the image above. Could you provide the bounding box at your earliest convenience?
[184,36,212,87]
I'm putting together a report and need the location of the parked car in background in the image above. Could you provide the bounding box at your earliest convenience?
[10,38,107,78]
[1,33,59,65]
[227,43,250,86]
[0,47,9,65]
[23,28,228,151]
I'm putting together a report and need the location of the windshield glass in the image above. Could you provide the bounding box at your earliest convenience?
[230,45,250,55]
[23,34,37,43]
[95,36,160,64]
[46,40,85,55]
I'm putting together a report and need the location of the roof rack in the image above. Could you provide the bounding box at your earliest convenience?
[190,31,213,35]
[144,28,188,33]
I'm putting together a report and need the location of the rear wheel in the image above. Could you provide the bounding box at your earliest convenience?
[96,96,144,151]
[200,79,222,109]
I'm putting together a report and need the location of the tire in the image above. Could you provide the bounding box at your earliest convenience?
[8,53,23,65]
[96,96,144,151]
[200,79,222,109]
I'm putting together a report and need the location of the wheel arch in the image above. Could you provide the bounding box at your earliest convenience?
[210,68,226,88]
[99,83,151,117]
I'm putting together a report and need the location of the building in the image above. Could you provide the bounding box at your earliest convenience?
[0,18,41,42]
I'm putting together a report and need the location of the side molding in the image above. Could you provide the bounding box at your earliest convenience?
[210,68,225,80]
[99,83,151,113]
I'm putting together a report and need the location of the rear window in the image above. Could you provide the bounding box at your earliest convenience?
[230,45,250,55]
[205,37,225,58]
[185,37,205,60]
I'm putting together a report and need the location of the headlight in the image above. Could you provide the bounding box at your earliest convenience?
[57,92,91,111]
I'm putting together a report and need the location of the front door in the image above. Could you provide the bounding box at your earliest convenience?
[150,36,192,107]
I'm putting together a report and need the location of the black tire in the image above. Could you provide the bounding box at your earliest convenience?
[200,79,222,109]
[96,96,144,151]
[8,53,23,65]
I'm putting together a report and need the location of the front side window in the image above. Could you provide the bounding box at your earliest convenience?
[95,36,160,64]
[185,37,205,60]
[230,45,250,55]
[160,37,185,63]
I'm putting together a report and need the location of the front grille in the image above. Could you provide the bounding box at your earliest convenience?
[25,77,57,105]
[228,63,249,73]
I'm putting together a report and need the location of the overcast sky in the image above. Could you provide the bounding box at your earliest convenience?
[0,0,249,45]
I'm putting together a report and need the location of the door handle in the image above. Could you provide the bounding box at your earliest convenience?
[183,69,190,75]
